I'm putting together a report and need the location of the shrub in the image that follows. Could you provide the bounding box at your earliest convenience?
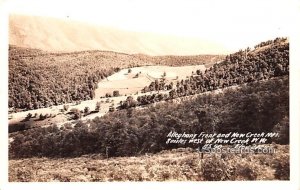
[25,113,32,121]
[84,107,90,114]
[39,114,45,120]
[105,93,112,98]
[201,155,227,181]
[274,157,290,180]
[70,108,82,119]
[236,165,257,180]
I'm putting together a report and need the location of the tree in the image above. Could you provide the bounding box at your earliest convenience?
[84,107,90,115]
[169,89,177,99]
[95,102,101,112]
[127,108,134,118]
[273,116,289,144]
[25,113,32,121]
[39,113,45,120]
[113,90,120,97]
[70,108,82,119]
[105,93,112,98]
[109,105,115,112]
[121,96,137,109]
[74,111,82,120]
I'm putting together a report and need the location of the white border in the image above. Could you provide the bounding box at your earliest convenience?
[0,0,9,187]
[1,0,299,189]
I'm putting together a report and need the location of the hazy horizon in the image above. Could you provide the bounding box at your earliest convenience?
[6,0,292,55]
[9,14,231,55]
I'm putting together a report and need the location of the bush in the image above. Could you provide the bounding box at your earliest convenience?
[25,113,32,121]
[39,114,45,120]
[84,107,90,114]
[274,157,290,180]
[70,108,82,119]
[105,93,112,98]
[236,164,258,180]
[201,157,225,180]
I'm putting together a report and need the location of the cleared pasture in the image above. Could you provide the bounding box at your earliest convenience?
[95,65,206,97]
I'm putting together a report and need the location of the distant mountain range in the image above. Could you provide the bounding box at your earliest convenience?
[9,14,228,55]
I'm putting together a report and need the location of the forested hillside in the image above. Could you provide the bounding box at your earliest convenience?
[10,75,289,158]
[8,46,222,111]
[117,38,289,108]
[140,37,288,97]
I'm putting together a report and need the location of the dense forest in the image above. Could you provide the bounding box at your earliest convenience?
[8,46,222,111]
[9,75,289,158]
[140,38,288,99]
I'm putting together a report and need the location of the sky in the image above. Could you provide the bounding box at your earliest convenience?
[3,0,295,51]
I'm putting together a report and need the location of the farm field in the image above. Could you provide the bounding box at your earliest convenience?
[95,65,206,97]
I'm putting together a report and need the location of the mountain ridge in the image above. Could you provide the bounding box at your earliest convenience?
[9,14,229,55]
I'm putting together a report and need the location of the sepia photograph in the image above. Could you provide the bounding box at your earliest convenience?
[1,0,300,189]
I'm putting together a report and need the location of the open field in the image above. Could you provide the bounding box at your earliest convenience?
[9,145,289,182]
[95,65,206,97]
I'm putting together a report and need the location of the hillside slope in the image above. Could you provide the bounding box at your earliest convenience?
[9,75,289,158]
[139,38,289,98]
[8,45,223,111]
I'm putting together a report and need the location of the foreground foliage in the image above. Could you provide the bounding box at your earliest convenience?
[9,145,289,182]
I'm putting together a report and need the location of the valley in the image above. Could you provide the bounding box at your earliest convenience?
[8,63,209,132]
[8,16,290,181]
